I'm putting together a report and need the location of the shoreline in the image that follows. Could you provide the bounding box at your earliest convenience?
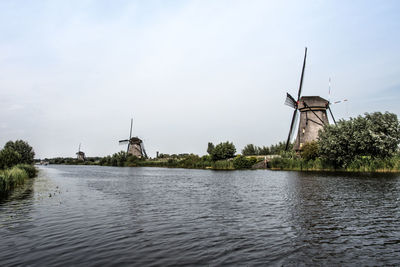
[43,163,400,174]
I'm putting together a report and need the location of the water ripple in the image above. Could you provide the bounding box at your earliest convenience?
[1,166,400,266]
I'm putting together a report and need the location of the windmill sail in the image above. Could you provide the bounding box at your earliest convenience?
[141,142,148,158]
[297,47,307,100]
[285,47,307,151]
[284,93,297,108]
[127,118,133,153]
[285,109,298,150]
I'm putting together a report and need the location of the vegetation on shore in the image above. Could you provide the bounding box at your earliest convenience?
[46,141,267,170]
[43,112,400,173]
[270,112,400,172]
[0,140,37,199]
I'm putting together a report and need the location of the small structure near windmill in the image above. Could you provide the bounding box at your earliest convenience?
[76,143,86,161]
[284,47,336,152]
[119,118,148,158]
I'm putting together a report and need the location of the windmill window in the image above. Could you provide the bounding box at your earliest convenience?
[302,128,305,134]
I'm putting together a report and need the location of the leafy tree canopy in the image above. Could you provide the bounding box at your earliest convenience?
[4,140,35,164]
[0,148,22,169]
[207,142,215,155]
[210,141,236,161]
[242,144,257,156]
[318,112,400,167]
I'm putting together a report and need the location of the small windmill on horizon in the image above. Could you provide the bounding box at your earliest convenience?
[119,118,148,158]
[76,143,86,161]
[284,47,337,152]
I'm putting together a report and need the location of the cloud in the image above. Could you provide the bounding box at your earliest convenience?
[0,1,399,158]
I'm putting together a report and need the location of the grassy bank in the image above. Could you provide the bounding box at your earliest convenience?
[0,164,37,199]
[47,154,263,170]
[120,157,236,170]
[269,156,400,173]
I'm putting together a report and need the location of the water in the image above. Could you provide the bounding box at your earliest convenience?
[1,165,400,266]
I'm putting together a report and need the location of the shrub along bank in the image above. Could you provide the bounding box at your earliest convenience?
[0,140,37,199]
[269,155,400,172]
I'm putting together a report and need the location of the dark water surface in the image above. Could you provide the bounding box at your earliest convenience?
[1,165,400,266]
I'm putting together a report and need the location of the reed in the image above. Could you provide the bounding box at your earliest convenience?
[269,155,400,173]
[0,164,38,199]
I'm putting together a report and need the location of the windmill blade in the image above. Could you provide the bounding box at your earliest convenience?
[129,118,133,140]
[119,139,129,145]
[285,109,299,151]
[127,118,133,153]
[141,142,148,158]
[328,105,337,125]
[284,93,297,109]
[333,99,348,104]
[297,47,307,101]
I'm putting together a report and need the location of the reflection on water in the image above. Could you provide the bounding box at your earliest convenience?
[0,165,400,266]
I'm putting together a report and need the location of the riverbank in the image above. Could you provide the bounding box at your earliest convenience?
[45,155,400,173]
[269,156,400,173]
[46,155,265,170]
[0,164,37,199]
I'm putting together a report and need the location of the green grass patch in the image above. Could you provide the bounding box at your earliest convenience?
[0,165,36,199]
[269,155,400,173]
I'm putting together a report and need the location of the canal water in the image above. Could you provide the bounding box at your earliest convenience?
[1,165,400,266]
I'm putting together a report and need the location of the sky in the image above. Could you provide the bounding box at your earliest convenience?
[1,0,399,158]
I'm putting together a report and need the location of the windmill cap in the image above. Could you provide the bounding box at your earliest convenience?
[298,96,329,110]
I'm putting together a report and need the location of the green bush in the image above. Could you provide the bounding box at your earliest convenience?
[318,112,400,168]
[301,141,319,161]
[233,155,257,169]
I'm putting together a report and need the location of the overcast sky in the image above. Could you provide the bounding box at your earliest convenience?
[1,0,399,158]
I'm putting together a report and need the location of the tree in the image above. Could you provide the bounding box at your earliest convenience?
[4,140,35,164]
[258,146,270,155]
[207,142,215,155]
[242,144,258,156]
[210,141,236,161]
[0,148,21,169]
[318,112,400,167]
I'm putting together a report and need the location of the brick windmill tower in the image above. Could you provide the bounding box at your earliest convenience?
[284,48,336,152]
[119,118,148,158]
[76,143,86,161]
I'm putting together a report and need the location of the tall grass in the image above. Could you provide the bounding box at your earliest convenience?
[269,155,400,172]
[0,165,36,198]
[15,164,37,178]
[212,160,234,170]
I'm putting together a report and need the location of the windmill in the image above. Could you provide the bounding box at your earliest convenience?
[284,47,336,152]
[76,143,86,161]
[119,118,148,158]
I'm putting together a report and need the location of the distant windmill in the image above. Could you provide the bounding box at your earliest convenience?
[119,118,148,158]
[76,143,86,161]
[284,47,336,151]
